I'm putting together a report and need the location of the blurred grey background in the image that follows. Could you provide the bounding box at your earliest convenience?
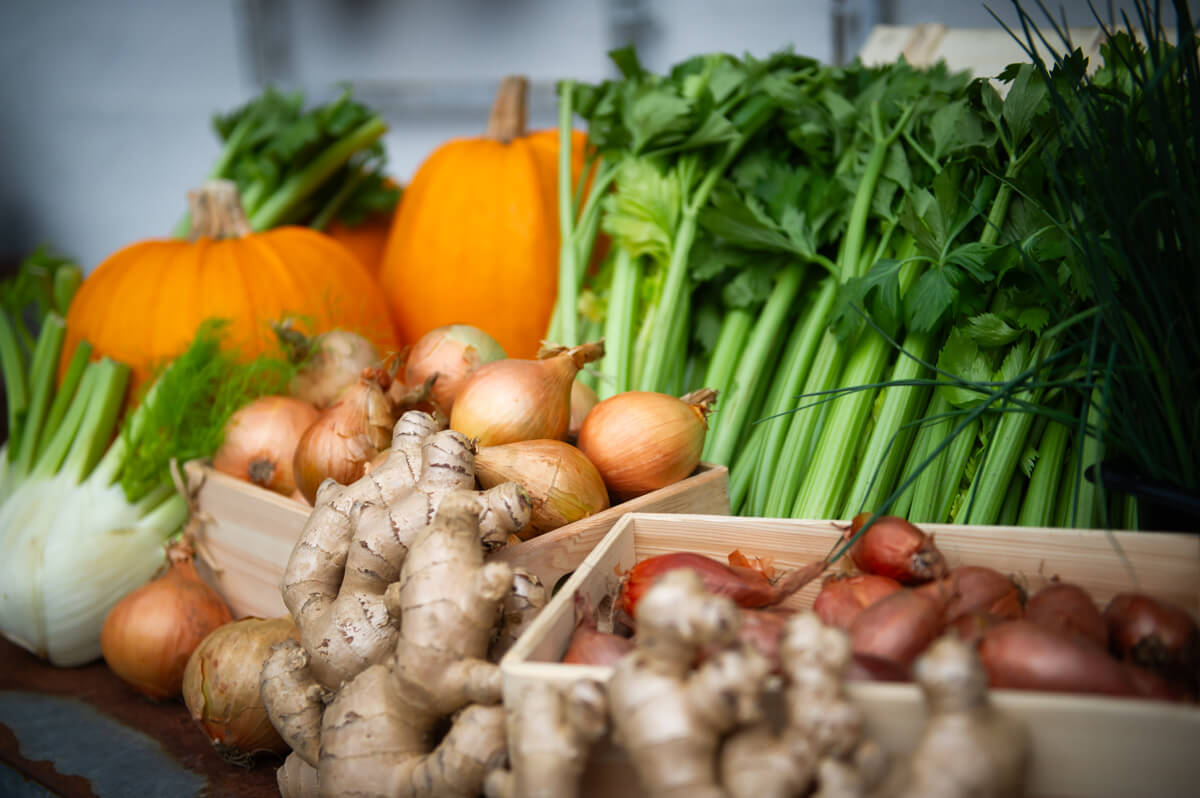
[0,0,1188,273]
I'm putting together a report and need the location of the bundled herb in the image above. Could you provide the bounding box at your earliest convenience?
[996,0,1200,529]
[174,85,398,236]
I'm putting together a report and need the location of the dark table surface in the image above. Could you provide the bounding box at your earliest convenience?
[0,635,281,798]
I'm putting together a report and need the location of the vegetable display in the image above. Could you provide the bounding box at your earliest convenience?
[379,75,591,358]
[63,180,398,395]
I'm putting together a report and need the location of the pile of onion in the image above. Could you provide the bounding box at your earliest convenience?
[212,395,319,496]
[182,616,300,762]
[576,388,716,500]
[101,539,234,699]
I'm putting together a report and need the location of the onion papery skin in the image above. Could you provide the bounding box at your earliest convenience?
[288,329,382,409]
[212,396,320,496]
[405,324,506,414]
[292,371,395,504]
[474,439,610,539]
[182,617,299,760]
[576,389,714,500]
[567,379,599,443]
[450,341,604,447]
[101,541,234,699]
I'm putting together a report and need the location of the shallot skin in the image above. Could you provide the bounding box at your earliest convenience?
[978,620,1138,697]
[1025,581,1108,649]
[848,589,945,667]
[813,573,903,629]
[845,513,946,585]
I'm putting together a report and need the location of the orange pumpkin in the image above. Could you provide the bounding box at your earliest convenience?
[325,178,401,277]
[378,75,589,359]
[62,180,399,395]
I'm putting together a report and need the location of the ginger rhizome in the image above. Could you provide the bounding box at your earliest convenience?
[484,678,608,798]
[877,635,1030,798]
[607,568,771,798]
[260,410,534,797]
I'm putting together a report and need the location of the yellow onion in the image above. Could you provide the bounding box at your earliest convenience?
[278,324,382,409]
[211,395,320,495]
[292,368,396,504]
[182,616,299,761]
[576,388,716,500]
[474,439,610,540]
[450,340,605,447]
[567,379,600,443]
[404,324,506,414]
[100,539,234,700]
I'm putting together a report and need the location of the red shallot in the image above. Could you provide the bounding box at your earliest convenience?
[813,573,903,629]
[844,512,946,584]
[617,551,825,618]
[1024,581,1107,649]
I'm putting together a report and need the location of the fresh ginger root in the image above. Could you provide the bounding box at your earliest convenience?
[489,567,548,662]
[310,490,521,798]
[607,568,771,798]
[877,635,1030,798]
[720,611,883,798]
[261,410,533,790]
[484,678,608,798]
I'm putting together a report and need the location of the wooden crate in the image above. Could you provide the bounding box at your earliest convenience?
[502,513,1200,798]
[181,461,729,619]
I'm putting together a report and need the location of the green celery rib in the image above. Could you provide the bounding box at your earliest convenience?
[997,474,1026,527]
[1017,412,1071,527]
[957,342,1053,526]
[0,312,30,462]
[662,296,691,397]
[748,279,837,516]
[13,315,67,477]
[248,116,389,231]
[791,330,894,519]
[886,393,941,519]
[597,248,640,399]
[926,415,980,524]
[555,80,581,347]
[701,308,754,427]
[761,329,845,517]
[639,210,700,393]
[705,264,805,467]
[840,331,935,517]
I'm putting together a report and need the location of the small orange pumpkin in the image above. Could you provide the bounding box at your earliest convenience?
[62,180,399,394]
[378,75,589,359]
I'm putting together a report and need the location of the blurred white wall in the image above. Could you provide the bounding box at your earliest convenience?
[0,0,1188,272]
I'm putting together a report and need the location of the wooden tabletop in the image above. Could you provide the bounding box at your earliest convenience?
[0,635,280,797]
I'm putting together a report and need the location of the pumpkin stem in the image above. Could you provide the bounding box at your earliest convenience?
[486,75,529,143]
[187,180,252,241]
